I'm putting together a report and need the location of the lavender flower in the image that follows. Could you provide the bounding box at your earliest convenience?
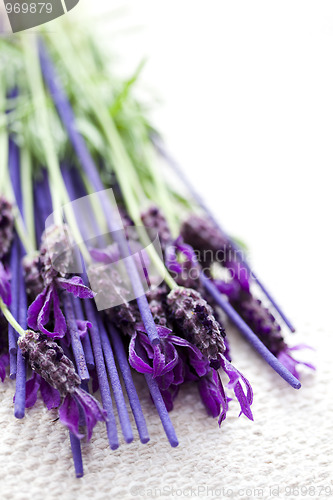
[23,254,44,301]
[128,320,252,422]
[231,290,314,379]
[146,285,168,326]
[141,205,172,252]
[181,214,232,267]
[27,224,94,338]
[165,238,232,360]
[18,330,106,439]
[198,369,229,421]
[38,224,75,287]
[181,216,311,380]
[166,286,226,362]
[128,323,209,411]
[22,371,61,410]
[0,197,14,259]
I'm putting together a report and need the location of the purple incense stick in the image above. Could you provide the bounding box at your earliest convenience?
[83,298,119,450]
[98,315,133,444]
[200,272,301,389]
[14,243,27,418]
[153,137,295,333]
[69,432,84,478]
[135,342,178,447]
[62,293,89,382]
[8,235,19,379]
[108,324,150,444]
[72,296,95,371]
[9,138,27,416]
[39,41,160,346]
[34,173,84,476]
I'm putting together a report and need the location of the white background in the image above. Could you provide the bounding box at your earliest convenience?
[75,0,333,330]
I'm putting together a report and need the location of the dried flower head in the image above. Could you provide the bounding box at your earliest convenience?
[181,214,232,266]
[18,330,106,439]
[23,254,44,301]
[146,285,168,327]
[39,224,74,286]
[166,286,226,362]
[141,205,172,251]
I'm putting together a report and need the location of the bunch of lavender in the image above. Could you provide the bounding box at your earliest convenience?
[0,18,312,479]
[180,214,314,378]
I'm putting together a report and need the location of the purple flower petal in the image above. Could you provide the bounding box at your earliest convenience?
[40,377,61,410]
[278,347,315,380]
[160,385,180,412]
[198,370,226,418]
[73,388,107,441]
[174,236,197,263]
[0,262,11,306]
[168,334,209,377]
[50,286,67,336]
[76,319,92,339]
[25,372,41,408]
[59,393,84,439]
[128,331,153,374]
[37,286,53,331]
[57,276,95,299]
[226,261,250,292]
[90,244,120,264]
[27,287,48,330]
[214,279,240,298]
[220,355,254,421]
[28,285,67,337]
[165,245,182,274]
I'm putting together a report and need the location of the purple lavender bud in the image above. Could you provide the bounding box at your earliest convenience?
[166,287,226,362]
[181,214,232,266]
[88,264,131,311]
[119,207,135,229]
[39,224,74,286]
[0,196,14,259]
[89,263,139,335]
[146,285,168,327]
[23,254,44,301]
[18,330,80,396]
[109,302,140,336]
[231,291,285,357]
[141,205,172,251]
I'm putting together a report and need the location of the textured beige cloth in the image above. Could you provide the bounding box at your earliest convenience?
[0,318,331,500]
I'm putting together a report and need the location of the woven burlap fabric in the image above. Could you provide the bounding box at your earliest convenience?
[0,318,331,500]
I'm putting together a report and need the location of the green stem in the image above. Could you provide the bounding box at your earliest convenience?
[47,30,177,290]
[0,77,34,254]
[136,132,180,238]
[22,35,91,264]
[0,298,26,337]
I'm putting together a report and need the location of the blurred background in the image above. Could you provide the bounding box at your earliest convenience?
[76,0,332,329]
